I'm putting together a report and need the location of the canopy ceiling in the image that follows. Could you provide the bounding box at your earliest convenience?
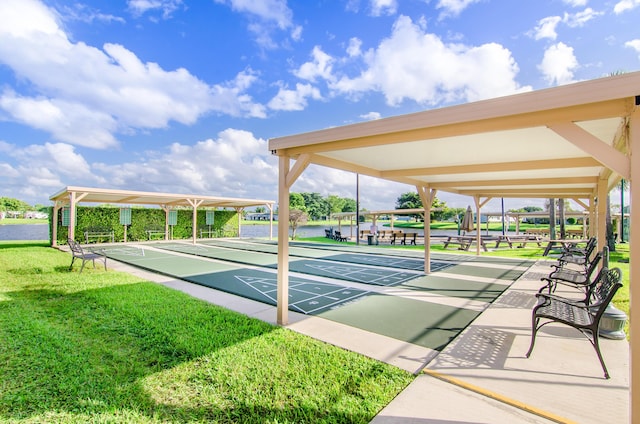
[49,186,275,209]
[269,72,639,201]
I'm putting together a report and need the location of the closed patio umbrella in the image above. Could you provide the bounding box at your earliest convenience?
[461,206,474,234]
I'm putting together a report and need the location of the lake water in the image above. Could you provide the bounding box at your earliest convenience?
[0,223,475,242]
[0,224,49,241]
[240,223,464,238]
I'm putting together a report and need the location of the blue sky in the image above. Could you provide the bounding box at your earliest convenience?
[0,0,638,212]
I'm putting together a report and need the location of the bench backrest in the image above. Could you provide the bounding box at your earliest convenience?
[584,251,603,277]
[67,238,84,257]
[586,267,622,313]
[583,237,598,258]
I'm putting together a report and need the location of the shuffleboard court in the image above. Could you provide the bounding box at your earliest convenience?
[153,242,421,286]
[202,239,457,273]
[318,294,481,351]
[100,242,534,352]
[252,238,488,264]
[100,246,371,315]
[399,275,510,302]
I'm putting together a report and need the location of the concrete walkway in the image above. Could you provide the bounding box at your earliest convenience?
[108,252,629,424]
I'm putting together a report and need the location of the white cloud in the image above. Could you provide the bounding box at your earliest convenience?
[93,129,278,198]
[291,25,303,42]
[360,112,382,120]
[614,0,640,14]
[268,83,322,111]
[294,46,336,82]
[538,42,579,85]
[62,4,126,24]
[0,141,99,202]
[0,129,278,205]
[436,0,481,19]
[563,0,587,6]
[0,92,119,149]
[531,8,600,41]
[370,0,398,16]
[625,39,640,57]
[0,0,266,149]
[215,0,293,29]
[532,16,562,40]
[347,38,363,57]
[127,0,184,18]
[330,15,529,106]
[214,0,294,48]
[563,8,601,27]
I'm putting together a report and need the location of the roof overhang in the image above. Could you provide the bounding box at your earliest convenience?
[49,186,275,209]
[269,72,640,201]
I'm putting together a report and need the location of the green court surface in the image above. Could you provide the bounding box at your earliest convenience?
[399,275,510,302]
[100,246,371,315]
[100,242,532,352]
[318,294,480,351]
[153,242,422,286]
[202,239,436,271]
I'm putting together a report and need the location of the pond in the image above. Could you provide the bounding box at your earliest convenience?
[0,222,472,242]
[0,224,49,241]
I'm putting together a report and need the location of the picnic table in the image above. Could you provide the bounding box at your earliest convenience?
[494,234,543,249]
[442,235,488,252]
[542,238,590,256]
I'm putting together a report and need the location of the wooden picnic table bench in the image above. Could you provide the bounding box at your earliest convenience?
[494,234,543,249]
[145,226,166,240]
[543,238,590,256]
[83,227,115,244]
[442,235,489,252]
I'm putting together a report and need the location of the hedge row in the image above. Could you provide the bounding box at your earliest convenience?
[50,206,238,244]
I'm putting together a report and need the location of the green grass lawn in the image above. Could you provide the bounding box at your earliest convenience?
[0,242,413,423]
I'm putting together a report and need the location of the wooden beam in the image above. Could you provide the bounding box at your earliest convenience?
[382,157,600,178]
[549,122,630,180]
[277,156,291,325]
[628,107,639,424]
[458,188,594,196]
[285,153,311,188]
[431,176,598,188]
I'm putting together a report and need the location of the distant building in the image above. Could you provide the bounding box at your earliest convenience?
[245,213,277,221]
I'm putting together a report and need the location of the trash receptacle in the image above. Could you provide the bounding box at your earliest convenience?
[367,234,374,245]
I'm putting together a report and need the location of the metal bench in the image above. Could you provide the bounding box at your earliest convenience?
[68,238,107,273]
[333,230,348,242]
[526,267,623,379]
[399,232,417,245]
[540,250,604,294]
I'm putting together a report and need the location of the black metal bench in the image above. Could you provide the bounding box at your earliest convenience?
[333,230,348,242]
[68,238,107,273]
[539,250,603,294]
[399,232,417,245]
[526,267,623,379]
